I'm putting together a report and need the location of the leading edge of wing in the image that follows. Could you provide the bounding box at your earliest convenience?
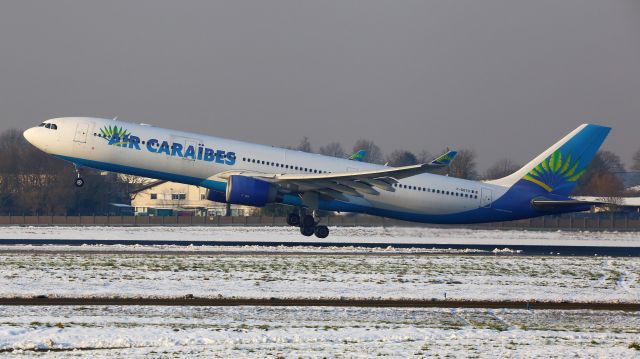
[271,163,434,181]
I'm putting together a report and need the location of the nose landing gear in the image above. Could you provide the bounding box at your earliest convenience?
[74,165,85,187]
[75,177,85,187]
[288,209,330,238]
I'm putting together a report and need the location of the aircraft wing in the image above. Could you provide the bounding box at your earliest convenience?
[215,149,458,203]
[217,163,444,202]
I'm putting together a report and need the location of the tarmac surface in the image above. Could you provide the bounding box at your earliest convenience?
[1,238,639,256]
[0,297,638,311]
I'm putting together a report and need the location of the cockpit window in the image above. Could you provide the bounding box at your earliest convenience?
[50,124,57,130]
[45,123,51,129]
[39,123,46,127]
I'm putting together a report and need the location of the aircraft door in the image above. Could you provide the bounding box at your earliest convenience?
[480,188,492,208]
[73,122,89,143]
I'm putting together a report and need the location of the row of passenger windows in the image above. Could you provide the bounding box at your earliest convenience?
[38,123,58,130]
[242,157,330,174]
[242,156,478,199]
[393,183,479,199]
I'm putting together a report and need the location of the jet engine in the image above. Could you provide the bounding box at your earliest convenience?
[205,189,227,203]
[225,175,277,207]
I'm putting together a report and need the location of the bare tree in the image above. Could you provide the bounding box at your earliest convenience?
[295,136,313,153]
[633,148,640,171]
[386,150,418,167]
[448,149,478,180]
[484,158,520,180]
[352,139,384,164]
[0,128,134,215]
[319,142,346,158]
[417,150,433,164]
[574,150,625,197]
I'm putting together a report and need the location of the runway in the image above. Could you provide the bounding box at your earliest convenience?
[1,238,639,256]
[1,297,639,311]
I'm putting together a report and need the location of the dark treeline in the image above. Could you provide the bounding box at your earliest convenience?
[0,129,133,215]
[1,129,637,215]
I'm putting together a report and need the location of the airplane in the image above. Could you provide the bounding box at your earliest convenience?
[23,117,610,238]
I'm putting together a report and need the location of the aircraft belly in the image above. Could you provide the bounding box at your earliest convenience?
[361,191,475,216]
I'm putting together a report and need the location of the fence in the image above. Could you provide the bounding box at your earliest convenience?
[1,213,640,230]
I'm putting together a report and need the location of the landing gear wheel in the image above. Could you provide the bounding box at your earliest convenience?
[300,226,315,237]
[314,225,329,239]
[302,214,316,228]
[286,213,301,226]
[75,177,85,187]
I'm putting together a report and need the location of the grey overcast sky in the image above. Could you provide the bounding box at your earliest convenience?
[0,1,639,170]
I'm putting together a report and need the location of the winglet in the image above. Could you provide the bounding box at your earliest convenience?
[430,150,458,166]
[348,149,366,161]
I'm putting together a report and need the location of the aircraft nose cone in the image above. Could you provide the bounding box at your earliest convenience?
[23,128,35,144]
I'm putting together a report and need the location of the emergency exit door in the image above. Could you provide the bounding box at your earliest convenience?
[480,188,493,208]
[73,122,89,143]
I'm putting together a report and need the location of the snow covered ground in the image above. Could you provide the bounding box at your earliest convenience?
[0,226,638,357]
[1,225,640,247]
[0,306,639,358]
[0,251,638,302]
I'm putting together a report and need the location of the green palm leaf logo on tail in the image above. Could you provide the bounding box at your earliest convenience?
[522,150,585,192]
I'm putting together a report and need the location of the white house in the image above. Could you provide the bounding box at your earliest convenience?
[130,181,253,216]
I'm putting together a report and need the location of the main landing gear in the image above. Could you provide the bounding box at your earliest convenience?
[287,210,329,238]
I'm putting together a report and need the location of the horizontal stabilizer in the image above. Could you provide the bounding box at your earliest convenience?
[531,198,603,211]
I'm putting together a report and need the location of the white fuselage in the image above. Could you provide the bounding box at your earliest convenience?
[24,117,511,222]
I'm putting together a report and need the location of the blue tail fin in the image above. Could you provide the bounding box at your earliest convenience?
[487,124,611,197]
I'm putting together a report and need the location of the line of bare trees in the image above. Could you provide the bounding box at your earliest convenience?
[0,129,133,215]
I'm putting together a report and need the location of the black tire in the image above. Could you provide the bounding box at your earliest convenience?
[302,214,315,227]
[75,178,85,187]
[286,213,300,226]
[300,226,315,237]
[314,225,329,239]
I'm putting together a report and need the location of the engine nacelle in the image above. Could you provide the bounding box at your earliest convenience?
[206,189,227,203]
[225,175,277,207]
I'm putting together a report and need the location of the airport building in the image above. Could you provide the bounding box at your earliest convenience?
[130,181,254,216]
